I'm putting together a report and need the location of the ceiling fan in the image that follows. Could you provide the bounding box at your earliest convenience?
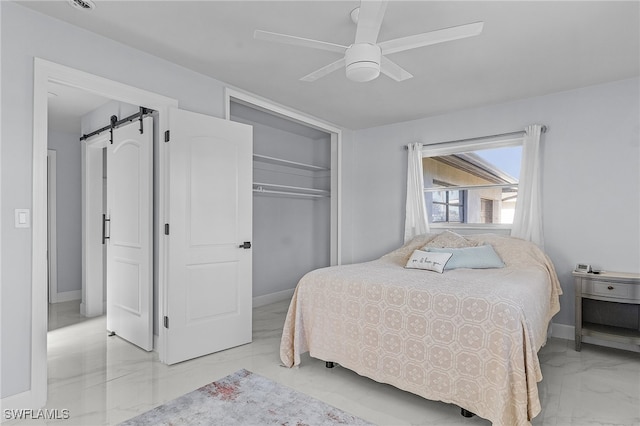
[254,1,484,83]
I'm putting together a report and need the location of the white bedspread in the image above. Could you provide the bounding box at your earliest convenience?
[280,234,562,426]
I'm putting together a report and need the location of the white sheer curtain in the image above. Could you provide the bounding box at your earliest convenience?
[404,142,429,242]
[511,124,544,247]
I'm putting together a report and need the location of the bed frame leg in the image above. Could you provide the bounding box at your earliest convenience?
[460,408,475,418]
[325,361,335,368]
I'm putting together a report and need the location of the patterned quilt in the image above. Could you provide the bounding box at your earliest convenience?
[280,234,562,426]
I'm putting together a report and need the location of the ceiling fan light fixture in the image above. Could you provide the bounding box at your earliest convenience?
[346,62,380,82]
[345,43,381,82]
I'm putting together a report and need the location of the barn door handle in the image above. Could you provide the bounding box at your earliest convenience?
[102,214,111,244]
[239,241,251,249]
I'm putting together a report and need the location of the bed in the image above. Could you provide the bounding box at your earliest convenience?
[280,232,562,426]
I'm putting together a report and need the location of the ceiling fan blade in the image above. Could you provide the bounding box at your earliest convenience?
[300,58,346,82]
[379,21,484,55]
[380,57,413,81]
[254,30,347,54]
[354,0,388,44]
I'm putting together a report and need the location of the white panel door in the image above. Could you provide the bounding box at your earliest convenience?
[106,117,153,351]
[165,108,253,365]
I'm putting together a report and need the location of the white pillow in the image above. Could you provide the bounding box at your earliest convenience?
[423,230,476,249]
[405,250,453,273]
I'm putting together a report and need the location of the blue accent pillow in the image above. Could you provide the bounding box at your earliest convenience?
[426,245,505,270]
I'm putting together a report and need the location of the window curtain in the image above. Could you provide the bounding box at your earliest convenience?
[404,142,429,242]
[511,124,544,247]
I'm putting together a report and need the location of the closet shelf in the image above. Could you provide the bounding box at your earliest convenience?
[253,182,330,198]
[253,154,329,172]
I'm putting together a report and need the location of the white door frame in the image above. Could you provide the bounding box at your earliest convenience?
[81,133,109,318]
[31,58,178,408]
[224,88,342,265]
[47,150,58,304]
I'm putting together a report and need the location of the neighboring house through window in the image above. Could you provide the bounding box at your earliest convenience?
[422,143,523,228]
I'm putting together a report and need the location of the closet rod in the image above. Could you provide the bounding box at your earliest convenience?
[254,182,329,195]
[404,125,547,150]
[79,107,154,141]
[253,188,328,198]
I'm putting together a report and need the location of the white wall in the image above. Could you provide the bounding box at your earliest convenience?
[344,77,640,327]
[0,2,226,399]
[47,131,82,296]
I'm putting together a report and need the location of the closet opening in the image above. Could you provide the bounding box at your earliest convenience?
[226,90,341,306]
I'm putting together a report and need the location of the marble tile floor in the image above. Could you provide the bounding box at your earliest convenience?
[48,301,92,331]
[5,299,640,425]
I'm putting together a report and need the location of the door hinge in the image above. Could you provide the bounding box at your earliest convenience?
[164,130,170,142]
[164,223,170,235]
[163,316,169,329]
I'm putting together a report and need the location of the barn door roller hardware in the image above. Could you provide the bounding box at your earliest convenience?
[109,115,117,144]
[138,107,149,134]
[79,106,155,142]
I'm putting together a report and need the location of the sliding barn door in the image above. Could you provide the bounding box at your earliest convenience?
[106,117,153,351]
[164,108,253,365]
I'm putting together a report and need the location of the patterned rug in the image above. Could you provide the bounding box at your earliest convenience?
[119,369,373,425]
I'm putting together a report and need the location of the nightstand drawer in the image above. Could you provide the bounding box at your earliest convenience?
[582,280,640,302]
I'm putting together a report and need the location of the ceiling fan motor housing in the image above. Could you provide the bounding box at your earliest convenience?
[345,43,381,82]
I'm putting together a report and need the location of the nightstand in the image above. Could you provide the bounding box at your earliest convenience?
[574,270,640,351]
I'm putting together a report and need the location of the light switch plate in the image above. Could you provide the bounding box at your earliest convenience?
[15,209,30,228]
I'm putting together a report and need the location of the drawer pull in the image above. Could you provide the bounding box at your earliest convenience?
[607,285,614,290]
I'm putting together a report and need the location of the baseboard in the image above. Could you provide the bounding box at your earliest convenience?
[0,390,35,422]
[52,290,81,303]
[253,288,295,308]
[80,302,105,318]
[550,322,574,340]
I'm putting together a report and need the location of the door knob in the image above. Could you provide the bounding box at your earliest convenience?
[239,241,252,249]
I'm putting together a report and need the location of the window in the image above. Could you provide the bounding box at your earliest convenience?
[430,185,465,223]
[422,144,523,226]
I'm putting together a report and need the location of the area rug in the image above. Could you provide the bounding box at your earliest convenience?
[119,369,373,425]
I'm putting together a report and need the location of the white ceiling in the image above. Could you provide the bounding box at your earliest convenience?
[22,1,640,131]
